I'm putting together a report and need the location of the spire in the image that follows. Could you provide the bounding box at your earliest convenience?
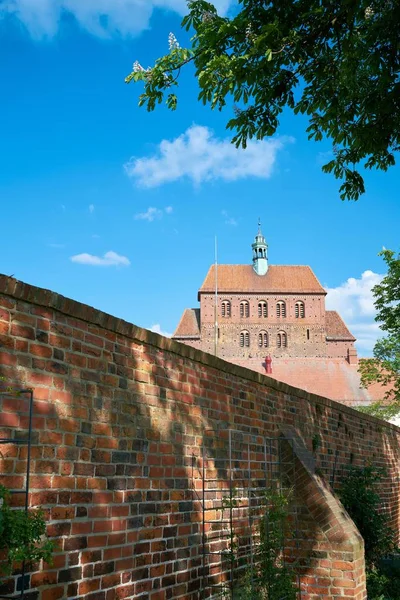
[252,220,268,276]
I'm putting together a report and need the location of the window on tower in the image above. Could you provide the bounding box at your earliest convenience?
[277,331,287,348]
[221,300,231,318]
[240,300,250,318]
[276,301,286,318]
[295,301,305,318]
[258,331,268,347]
[258,301,268,318]
[240,330,250,347]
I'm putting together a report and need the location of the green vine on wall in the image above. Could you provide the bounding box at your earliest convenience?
[220,487,298,599]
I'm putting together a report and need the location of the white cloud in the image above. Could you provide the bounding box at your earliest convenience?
[350,323,383,354]
[326,270,383,321]
[1,0,233,39]
[149,323,172,338]
[134,207,163,222]
[221,210,237,226]
[134,206,173,222]
[70,250,130,267]
[325,270,384,356]
[125,125,293,188]
[89,204,95,214]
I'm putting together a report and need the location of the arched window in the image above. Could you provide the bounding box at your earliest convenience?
[240,330,250,347]
[221,300,231,318]
[277,331,287,348]
[240,300,250,318]
[295,301,305,319]
[258,331,268,348]
[276,301,286,318]
[258,301,268,318]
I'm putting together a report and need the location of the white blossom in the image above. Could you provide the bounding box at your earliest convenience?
[202,11,215,23]
[246,23,255,42]
[365,6,374,18]
[133,60,145,72]
[168,32,180,51]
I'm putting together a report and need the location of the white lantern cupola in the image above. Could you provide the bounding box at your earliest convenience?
[252,219,268,276]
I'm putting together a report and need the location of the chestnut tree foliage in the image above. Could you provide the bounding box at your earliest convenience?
[359,250,400,419]
[126,0,400,200]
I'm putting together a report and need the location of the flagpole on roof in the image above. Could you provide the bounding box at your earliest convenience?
[214,236,218,357]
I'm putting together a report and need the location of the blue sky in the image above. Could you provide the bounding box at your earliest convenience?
[0,1,399,356]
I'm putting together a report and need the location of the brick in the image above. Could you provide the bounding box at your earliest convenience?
[71,491,93,503]
[0,412,20,427]
[48,522,71,537]
[41,587,65,600]
[30,343,52,358]
[79,579,101,594]
[51,476,75,489]
[64,536,87,551]
[46,360,68,374]
[0,352,16,366]
[83,593,106,600]
[67,583,78,597]
[71,520,92,534]
[58,567,82,583]
[30,572,58,587]
[51,505,75,520]
[10,323,35,339]
[88,535,108,548]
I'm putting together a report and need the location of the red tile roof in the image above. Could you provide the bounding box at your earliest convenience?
[326,311,356,341]
[173,308,200,338]
[198,265,326,297]
[231,357,388,403]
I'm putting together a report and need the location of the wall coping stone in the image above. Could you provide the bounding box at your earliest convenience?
[0,273,398,433]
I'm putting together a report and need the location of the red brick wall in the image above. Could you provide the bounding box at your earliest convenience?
[326,339,354,359]
[0,276,399,599]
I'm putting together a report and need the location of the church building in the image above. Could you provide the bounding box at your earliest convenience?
[173,224,381,405]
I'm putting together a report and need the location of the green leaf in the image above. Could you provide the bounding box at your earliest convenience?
[126,0,400,201]
[166,93,178,110]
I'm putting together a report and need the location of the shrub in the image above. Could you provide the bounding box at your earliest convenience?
[231,489,298,599]
[339,466,400,600]
[0,485,54,576]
